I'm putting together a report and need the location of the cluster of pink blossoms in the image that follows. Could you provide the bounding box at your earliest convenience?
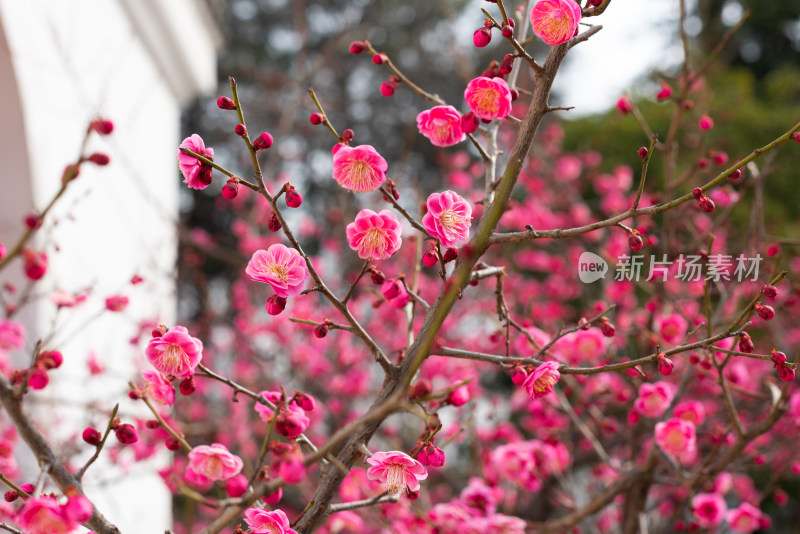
[15,495,92,534]
[244,508,297,534]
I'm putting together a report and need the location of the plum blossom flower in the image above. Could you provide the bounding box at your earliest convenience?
[530,0,582,46]
[346,209,402,261]
[244,508,298,534]
[246,244,308,297]
[634,382,676,418]
[16,496,76,534]
[0,320,25,350]
[177,134,214,190]
[655,417,697,463]
[464,77,512,121]
[145,325,203,378]
[416,105,466,147]
[726,502,763,533]
[523,361,560,399]
[142,369,175,407]
[692,492,727,528]
[187,443,244,482]
[366,451,428,496]
[422,190,472,248]
[331,144,387,192]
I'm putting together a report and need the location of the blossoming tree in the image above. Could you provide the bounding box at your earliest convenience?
[1,1,800,533]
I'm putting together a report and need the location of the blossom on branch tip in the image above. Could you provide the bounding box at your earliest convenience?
[692,492,727,528]
[346,209,402,261]
[244,508,298,534]
[177,134,214,190]
[423,190,472,248]
[530,0,581,46]
[523,361,560,399]
[246,244,308,298]
[416,105,466,147]
[331,144,388,192]
[464,77,512,121]
[187,443,244,482]
[366,450,428,496]
[145,325,203,378]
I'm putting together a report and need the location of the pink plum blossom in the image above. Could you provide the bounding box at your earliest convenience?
[692,492,727,528]
[331,144,387,192]
[523,361,560,399]
[187,443,244,482]
[177,134,214,190]
[0,320,24,350]
[422,190,472,248]
[244,508,298,534]
[530,0,581,46]
[416,105,466,147]
[634,382,676,418]
[145,325,203,378]
[655,417,697,463]
[16,497,76,534]
[656,313,688,345]
[246,244,308,297]
[142,369,175,407]
[726,502,763,533]
[366,450,428,496]
[345,209,403,261]
[464,77,512,121]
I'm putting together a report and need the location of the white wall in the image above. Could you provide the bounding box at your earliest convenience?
[0,0,221,531]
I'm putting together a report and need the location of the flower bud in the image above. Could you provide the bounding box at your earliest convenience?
[473,27,492,47]
[762,285,777,298]
[265,295,287,316]
[252,132,274,150]
[727,168,742,182]
[381,280,402,300]
[114,423,138,445]
[3,491,18,502]
[369,268,385,285]
[738,332,754,354]
[616,95,633,114]
[770,349,787,367]
[89,119,114,135]
[637,147,648,159]
[179,376,196,395]
[380,80,397,97]
[226,475,249,498]
[341,129,355,143]
[39,350,63,370]
[699,115,714,130]
[313,323,328,338]
[88,153,110,166]
[754,303,775,321]
[82,427,102,446]
[443,247,459,263]
[371,53,387,65]
[349,41,366,54]
[499,54,514,75]
[461,112,479,134]
[216,96,236,110]
[285,185,303,208]
[657,353,674,376]
[309,113,325,125]
[409,379,432,400]
[151,325,167,338]
[268,212,282,232]
[600,319,616,337]
[511,367,527,385]
[792,132,800,143]
[28,367,49,390]
[447,385,470,407]
[422,250,438,268]
[165,438,180,451]
[235,124,247,137]
[22,249,47,281]
[222,178,239,200]
[656,84,673,101]
[778,364,795,382]
[628,233,643,251]
[698,195,715,213]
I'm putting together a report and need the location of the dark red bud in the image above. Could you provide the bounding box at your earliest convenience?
[216,96,236,110]
[82,427,102,446]
[349,41,366,54]
[309,113,325,125]
[179,376,196,395]
[268,212,282,232]
[88,153,110,166]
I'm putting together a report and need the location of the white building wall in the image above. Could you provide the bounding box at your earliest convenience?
[0,0,221,531]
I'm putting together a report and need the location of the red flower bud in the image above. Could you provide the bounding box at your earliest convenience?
[371,53,387,65]
[114,423,138,445]
[216,96,236,110]
[380,81,397,97]
[637,147,648,159]
[754,303,775,321]
[268,212,282,232]
[473,27,492,47]
[657,353,674,376]
[235,124,247,137]
[285,185,303,208]
[151,325,167,338]
[179,376,196,395]
[252,132,274,150]
[628,232,644,251]
[422,250,438,268]
[265,295,287,316]
[4,491,18,502]
[341,129,355,143]
[762,285,778,298]
[82,427,102,446]
[409,379,432,400]
[222,179,239,200]
[313,323,328,338]
[461,112,479,134]
[600,319,616,337]
[88,153,110,166]
[778,364,795,382]
[738,332,754,354]
[349,41,366,54]
[770,349,787,367]
[165,438,181,451]
[727,168,742,182]
[369,268,385,285]
[309,113,325,125]
[89,119,114,135]
[39,350,63,370]
[443,248,459,263]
